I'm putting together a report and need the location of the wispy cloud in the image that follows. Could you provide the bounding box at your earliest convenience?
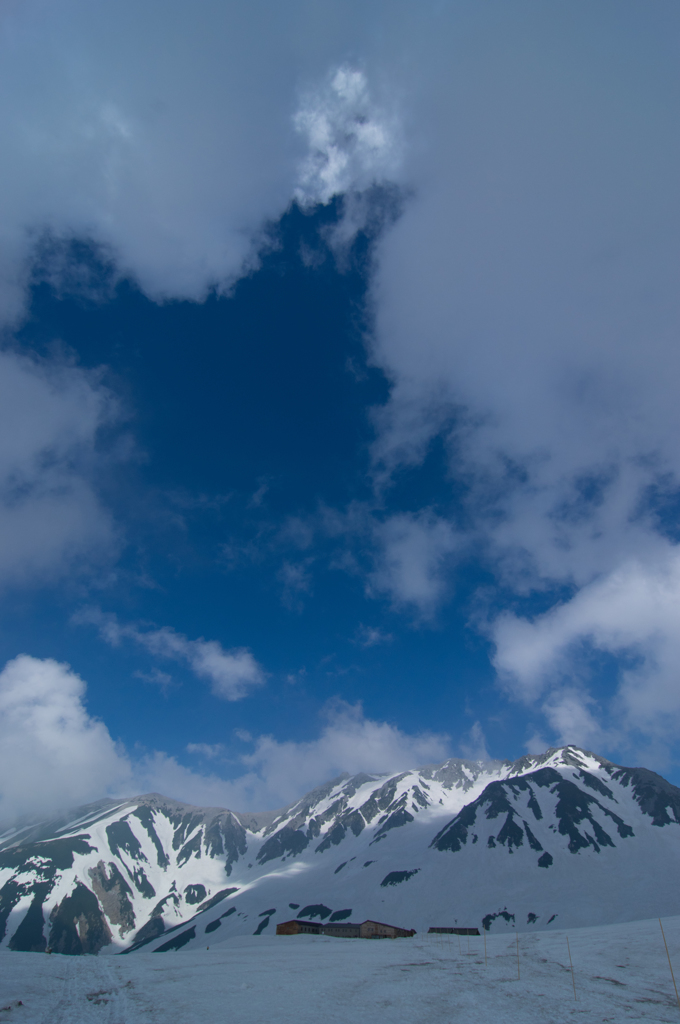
[459,721,490,763]
[368,511,461,619]
[133,668,175,696]
[278,559,314,612]
[247,480,269,509]
[186,742,227,760]
[354,625,393,648]
[74,607,266,701]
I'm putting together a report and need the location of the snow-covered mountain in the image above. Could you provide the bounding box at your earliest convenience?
[1,745,679,954]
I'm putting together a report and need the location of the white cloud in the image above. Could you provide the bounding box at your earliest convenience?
[368,6,680,585]
[0,656,450,819]
[0,1,282,319]
[369,511,461,618]
[459,721,490,763]
[0,655,130,821]
[0,653,239,820]
[2,3,675,557]
[227,699,450,809]
[128,699,449,812]
[294,65,400,247]
[75,608,265,701]
[492,548,680,752]
[141,630,265,702]
[0,6,403,595]
[0,3,402,325]
[129,752,245,810]
[0,349,119,586]
[541,689,605,753]
[524,732,549,757]
[330,4,680,757]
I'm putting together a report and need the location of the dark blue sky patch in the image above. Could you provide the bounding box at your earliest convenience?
[2,199,511,783]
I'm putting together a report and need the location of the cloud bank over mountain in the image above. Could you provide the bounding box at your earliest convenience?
[0,655,450,818]
[0,655,130,821]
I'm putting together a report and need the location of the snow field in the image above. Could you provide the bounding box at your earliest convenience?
[2,914,680,1023]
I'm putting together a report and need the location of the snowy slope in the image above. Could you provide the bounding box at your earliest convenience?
[3,914,680,1023]
[1,745,679,954]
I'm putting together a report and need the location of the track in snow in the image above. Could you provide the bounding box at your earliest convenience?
[2,914,680,1023]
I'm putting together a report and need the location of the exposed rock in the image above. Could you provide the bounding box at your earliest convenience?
[88,861,136,935]
[49,883,112,955]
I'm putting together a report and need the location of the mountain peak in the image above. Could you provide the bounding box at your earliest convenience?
[2,746,679,955]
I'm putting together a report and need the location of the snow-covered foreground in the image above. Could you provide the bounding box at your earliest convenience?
[2,915,680,1023]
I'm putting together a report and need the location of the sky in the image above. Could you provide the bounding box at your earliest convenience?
[0,0,679,817]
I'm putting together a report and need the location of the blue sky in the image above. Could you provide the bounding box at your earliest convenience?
[0,1,679,815]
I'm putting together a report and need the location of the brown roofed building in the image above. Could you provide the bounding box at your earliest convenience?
[359,920,415,939]
[276,918,415,938]
[276,920,323,935]
[322,922,361,938]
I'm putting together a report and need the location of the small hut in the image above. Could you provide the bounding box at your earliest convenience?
[428,927,480,936]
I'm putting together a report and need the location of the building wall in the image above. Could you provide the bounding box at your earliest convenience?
[276,920,322,935]
[322,925,360,938]
[277,919,413,938]
[276,921,300,935]
[359,921,414,939]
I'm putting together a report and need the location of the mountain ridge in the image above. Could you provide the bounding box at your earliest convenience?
[1,745,678,955]
[0,745,623,850]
